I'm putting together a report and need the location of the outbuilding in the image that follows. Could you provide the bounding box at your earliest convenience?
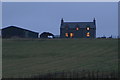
[40,32,54,38]
[2,26,39,38]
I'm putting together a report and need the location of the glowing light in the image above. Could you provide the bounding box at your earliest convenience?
[87,27,90,30]
[76,27,79,30]
[86,32,90,37]
[70,33,74,37]
[65,33,68,37]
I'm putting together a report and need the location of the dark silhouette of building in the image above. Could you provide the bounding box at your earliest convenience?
[2,26,39,38]
[60,18,96,38]
[40,32,54,38]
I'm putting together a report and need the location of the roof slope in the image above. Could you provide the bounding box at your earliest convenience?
[61,22,96,28]
[2,26,39,34]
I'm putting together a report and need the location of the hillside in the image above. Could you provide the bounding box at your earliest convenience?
[2,38,118,78]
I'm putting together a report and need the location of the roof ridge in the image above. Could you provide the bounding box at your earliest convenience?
[64,22,93,23]
[2,26,39,33]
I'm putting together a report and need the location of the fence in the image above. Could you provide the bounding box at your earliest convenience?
[2,70,118,80]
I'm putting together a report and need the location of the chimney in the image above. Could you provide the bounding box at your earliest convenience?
[61,18,64,25]
[93,18,96,25]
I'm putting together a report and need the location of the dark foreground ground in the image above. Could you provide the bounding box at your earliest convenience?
[2,38,118,79]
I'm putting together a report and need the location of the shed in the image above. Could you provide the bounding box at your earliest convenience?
[2,26,39,38]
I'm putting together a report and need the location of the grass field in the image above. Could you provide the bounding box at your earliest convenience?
[2,38,118,78]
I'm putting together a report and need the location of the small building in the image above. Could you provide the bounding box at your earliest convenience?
[60,18,96,38]
[2,26,39,38]
[40,32,54,38]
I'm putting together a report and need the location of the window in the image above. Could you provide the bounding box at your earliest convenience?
[86,32,90,37]
[65,33,68,37]
[70,33,74,38]
[76,27,79,30]
[87,27,90,30]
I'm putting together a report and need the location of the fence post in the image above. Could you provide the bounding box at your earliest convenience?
[96,70,99,79]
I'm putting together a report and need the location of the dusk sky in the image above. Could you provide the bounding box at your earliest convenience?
[2,2,118,37]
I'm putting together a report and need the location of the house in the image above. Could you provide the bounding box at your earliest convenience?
[60,18,96,38]
[2,26,39,38]
[0,29,1,37]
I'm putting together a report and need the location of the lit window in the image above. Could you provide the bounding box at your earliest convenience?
[86,32,90,37]
[70,33,74,37]
[87,27,90,30]
[65,33,68,37]
[76,27,79,30]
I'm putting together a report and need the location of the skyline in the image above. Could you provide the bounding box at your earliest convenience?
[2,2,118,37]
[1,0,119,2]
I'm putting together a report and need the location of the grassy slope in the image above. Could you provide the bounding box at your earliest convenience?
[2,38,118,78]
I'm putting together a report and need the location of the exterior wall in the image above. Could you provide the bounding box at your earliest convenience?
[60,28,66,38]
[24,30,38,38]
[89,28,96,38]
[2,27,38,38]
[60,27,96,38]
[74,28,84,38]
[2,27,24,38]
[83,28,96,38]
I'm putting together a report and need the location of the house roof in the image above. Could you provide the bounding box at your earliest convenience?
[2,26,39,34]
[61,22,96,28]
